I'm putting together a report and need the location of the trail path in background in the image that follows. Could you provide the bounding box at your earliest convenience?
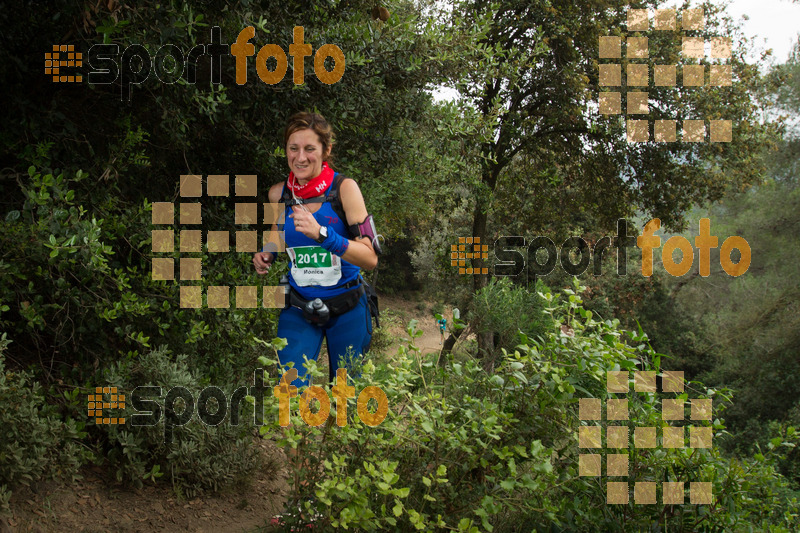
[378,293,453,358]
[3,292,452,533]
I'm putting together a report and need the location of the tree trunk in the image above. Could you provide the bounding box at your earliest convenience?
[472,162,499,361]
[437,325,465,366]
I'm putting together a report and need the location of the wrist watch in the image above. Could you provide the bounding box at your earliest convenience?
[316,226,328,243]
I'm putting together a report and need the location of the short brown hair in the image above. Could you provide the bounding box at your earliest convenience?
[283,112,335,163]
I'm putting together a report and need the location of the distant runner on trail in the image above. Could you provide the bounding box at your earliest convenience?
[437,317,447,344]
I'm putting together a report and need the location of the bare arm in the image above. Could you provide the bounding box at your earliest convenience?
[252,182,283,275]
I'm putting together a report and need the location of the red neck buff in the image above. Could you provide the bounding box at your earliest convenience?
[287,162,334,199]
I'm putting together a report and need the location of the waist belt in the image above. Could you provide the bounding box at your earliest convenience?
[288,282,364,318]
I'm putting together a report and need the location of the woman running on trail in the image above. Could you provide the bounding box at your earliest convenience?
[252,112,380,387]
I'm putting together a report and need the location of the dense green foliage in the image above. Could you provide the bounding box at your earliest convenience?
[101,346,261,497]
[1,0,453,507]
[663,38,800,484]
[265,282,799,531]
[0,334,88,510]
[468,277,553,370]
[0,0,798,530]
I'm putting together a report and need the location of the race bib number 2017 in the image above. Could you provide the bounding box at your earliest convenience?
[288,246,342,286]
[294,249,332,268]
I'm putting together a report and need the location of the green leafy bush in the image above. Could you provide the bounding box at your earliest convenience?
[0,333,89,509]
[0,164,276,382]
[99,346,264,498]
[367,309,403,356]
[469,276,553,362]
[260,280,799,532]
[0,164,277,499]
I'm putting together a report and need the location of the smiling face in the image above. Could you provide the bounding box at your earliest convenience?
[287,128,330,184]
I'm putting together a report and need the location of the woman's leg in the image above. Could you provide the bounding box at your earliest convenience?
[324,290,373,383]
[276,306,325,388]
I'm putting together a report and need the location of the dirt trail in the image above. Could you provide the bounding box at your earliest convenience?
[4,438,289,533]
[3,292,452,533]
[378,293,453,358]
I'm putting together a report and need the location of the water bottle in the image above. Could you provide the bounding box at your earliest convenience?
[305,298,330,325]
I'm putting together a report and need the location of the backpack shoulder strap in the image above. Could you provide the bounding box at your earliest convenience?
[282,173,355,237]
[331,174,372,239]
[280,180,293,204]
[327,173,351,234]
[327,172,345,201]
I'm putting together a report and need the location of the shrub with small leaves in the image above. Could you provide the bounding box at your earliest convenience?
[0,333,89,508]
[99,346,263,498]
